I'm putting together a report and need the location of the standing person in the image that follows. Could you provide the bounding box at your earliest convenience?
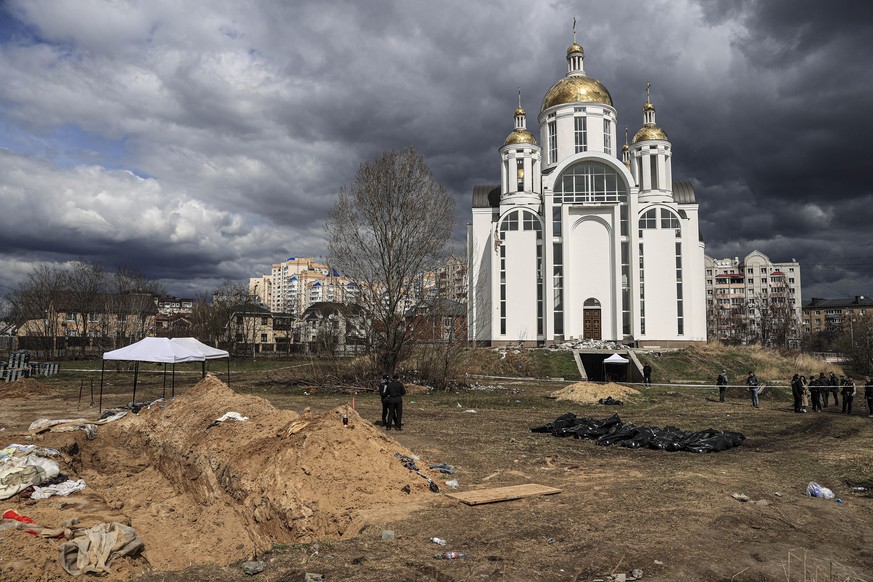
[384,374,406,431]
[841,377,856,415]
[643,364,652,387]
[746,371,761,408]
[810,375,822,412]
[790,374,802,413]
[716,370,728,403]
[864,377,873,417]
[378,374,390,426]
[800,375,810,413]
[827,372,840,408]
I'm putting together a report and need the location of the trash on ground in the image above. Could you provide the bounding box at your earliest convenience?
[241,560,265,575]
[59,522,144,576]
[731,493,750,502]
[464,409,477,413]
[429,463,456,474]
[445,479,459,489]
[31,478,86,499]
[395,453,439,493]
[0,444,61,500]
[434,551,466,559]
[806,481,835,499]
[598,396,623,405]
[381,530,395,541]
[431,537,447,545]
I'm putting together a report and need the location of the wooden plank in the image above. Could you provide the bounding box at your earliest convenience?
[446,483,562,506]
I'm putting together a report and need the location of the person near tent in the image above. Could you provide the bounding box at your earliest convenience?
[717,370,728,403]
[643,364,652,387]
[746,371,761,408]
[841,377,856,414]
[384,374,406,431]
[378,374,390,426]
[825,371,839,408]
[809,374,822,412]
[790,374,803,413]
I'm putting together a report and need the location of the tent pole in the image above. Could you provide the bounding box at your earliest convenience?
[99,361,105,413]
[132,361,139,407]
[202,359,206,379]
[162,364,167,399]
[227,357,230,387]
[172,363,176,398]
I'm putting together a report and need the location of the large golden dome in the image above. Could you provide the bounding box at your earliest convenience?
[633,125,668,143]
[504,128,538,146]
[541,75,613,111]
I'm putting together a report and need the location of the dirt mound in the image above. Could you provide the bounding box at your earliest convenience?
[0,377,57,398]
[552,381,640,405]
[72,375,437,570]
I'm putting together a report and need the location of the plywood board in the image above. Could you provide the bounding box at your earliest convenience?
[446,483,562,506]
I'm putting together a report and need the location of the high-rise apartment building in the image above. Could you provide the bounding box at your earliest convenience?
[704,251,801,345]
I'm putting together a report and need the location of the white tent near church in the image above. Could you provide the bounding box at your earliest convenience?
[602,353,630,382]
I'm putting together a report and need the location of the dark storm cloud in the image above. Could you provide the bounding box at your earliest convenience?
[0,0,869,300]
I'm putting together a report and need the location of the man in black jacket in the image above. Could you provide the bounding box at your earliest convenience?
[385,374,406,431]
[717,370,728,403]
[824,371,839,408]
[790,374,802,413]
[378,374,390,426]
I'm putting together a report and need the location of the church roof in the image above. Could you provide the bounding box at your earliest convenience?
[672,180,696,204]
[472,184,501,208]
[541,75,613,111]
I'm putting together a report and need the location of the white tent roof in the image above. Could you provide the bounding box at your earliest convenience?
[170,337,229,360]
[103,337,206,364]
[603,353,629,364]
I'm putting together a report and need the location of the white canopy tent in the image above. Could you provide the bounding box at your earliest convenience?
[101,337,207,412]
[602,353,630,383]
[170,337,231,387]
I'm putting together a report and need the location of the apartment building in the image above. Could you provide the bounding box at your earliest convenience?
[802,295,873,335]
[704,251,802,345]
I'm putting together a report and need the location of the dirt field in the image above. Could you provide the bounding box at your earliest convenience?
[1,370,872,581]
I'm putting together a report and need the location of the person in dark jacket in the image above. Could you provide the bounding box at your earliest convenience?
[809,375,822,412]
[790,374,802,413]
[384,374,406,430]
[643,364,652,387]
[841,377,856,414]
[716,370,728,403]
[746,372,761,408]
[825,371,839,408]
[865,377,873,417]
[378,374,390,426]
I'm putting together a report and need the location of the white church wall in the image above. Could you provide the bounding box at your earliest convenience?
[565,213,616,340]
[502,228,540,342]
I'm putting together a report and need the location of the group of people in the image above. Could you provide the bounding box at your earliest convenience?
[715,370,873,417]
[378,374,406,430]
[789,372,872,415]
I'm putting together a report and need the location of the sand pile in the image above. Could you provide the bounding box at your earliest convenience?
[552,381,640,405]
[0,377,57,398]
[70,376,437,570]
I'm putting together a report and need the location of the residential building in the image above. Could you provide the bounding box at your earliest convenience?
[299,302,367,355]
[249,257,358,316]
[803,296,873,335]
[704,251,802,345]
[405,297,467,342]
[468,32,706,347]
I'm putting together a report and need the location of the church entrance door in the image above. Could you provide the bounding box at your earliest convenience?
[583,308,601,340]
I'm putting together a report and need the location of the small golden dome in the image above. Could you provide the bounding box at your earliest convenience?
[566,42,584,56]
[622,142,629,152]
[515,106,525,117]
[632,124,668,143]
[504,128,538,146]
[643,101,655,112]
[541,75,613,111]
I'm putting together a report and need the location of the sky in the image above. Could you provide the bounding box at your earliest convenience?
[0,0,872,301]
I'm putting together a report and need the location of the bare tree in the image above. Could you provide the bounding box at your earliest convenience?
[8,265,68,358]
[327,147,455,374]
[66,259,107,353]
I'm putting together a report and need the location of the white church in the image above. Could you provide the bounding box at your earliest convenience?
[468,33,707,347]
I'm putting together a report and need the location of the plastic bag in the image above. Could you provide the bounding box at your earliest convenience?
[806,481,835,499]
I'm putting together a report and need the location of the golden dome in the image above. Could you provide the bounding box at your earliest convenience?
[643,101,655,112]
[541,75,613,111]
[566,42,584,55]
[514,106,526,116]
[633,124,668,143]
[504,128,538,146]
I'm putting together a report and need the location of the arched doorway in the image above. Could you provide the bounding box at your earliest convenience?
[583,298,601,340]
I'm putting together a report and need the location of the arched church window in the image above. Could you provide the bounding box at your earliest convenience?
[660,209,680,229]
[583,298,601,307]
[639,209,657,229]
[553,160,628,204]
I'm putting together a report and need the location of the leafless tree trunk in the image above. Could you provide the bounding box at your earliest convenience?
[8,265,68,358]
[66,259,107,354]
[326,147,454,375]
